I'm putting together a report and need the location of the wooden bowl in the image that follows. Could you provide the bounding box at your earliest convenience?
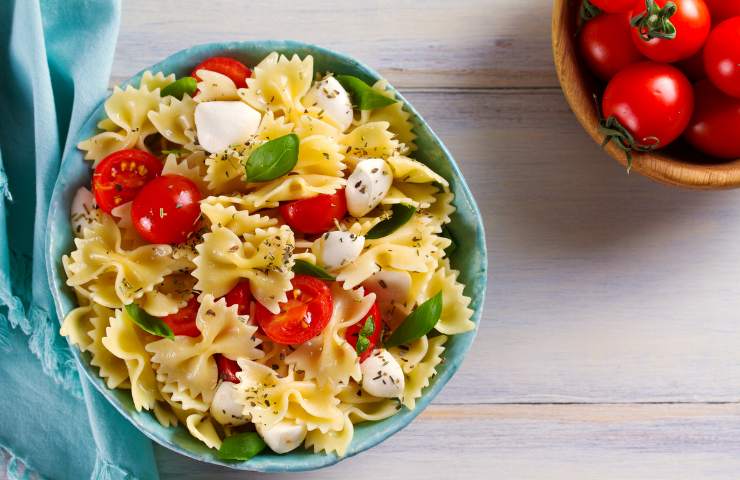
[552,0,740,189]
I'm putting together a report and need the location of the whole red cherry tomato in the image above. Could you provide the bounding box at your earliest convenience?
[579,13,644,80]
[279,190,347,235]
[589,0,642,13]
[254,275,333,345]
[601,62,694,154]
[704,0,740,23]
[92,149,162,213]
[630,0,711,63]
[685,80,740,158]
[161,297,200,337]
[216,355,241,384]
[344,302,382,362]
[224,280,252,316]
[703,17,740,98]
[131,174,202,244]
[191,56,251,89]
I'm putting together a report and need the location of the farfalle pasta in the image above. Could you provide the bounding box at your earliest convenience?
[61,51,474,458]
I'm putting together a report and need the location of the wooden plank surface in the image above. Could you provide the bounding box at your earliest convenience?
[112,0,740,478]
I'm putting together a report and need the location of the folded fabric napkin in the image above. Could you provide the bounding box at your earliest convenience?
[0,1,159,478]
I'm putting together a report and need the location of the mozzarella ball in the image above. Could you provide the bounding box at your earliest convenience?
[194,101,261,153]
[345,158,393,217]
[210,381,249,427]
[360,348,405,398]
[256,420,307,454]
[314,231,365,271]
[70,187,97,236]
[303,76,353,131]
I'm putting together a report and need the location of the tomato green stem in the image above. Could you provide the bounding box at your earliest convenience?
[599,116,660,173]
[579,0,602,23]
[631,0,677,41]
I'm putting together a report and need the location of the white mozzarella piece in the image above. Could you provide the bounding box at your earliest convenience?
[345,158,392,217]
[360,348,405,398]
[194,101,261,153]
[256,420,307,454]
[303,76,353,131]
[314,231,365,271]
[70,187,97,236]
[210,381,249,427]
[362,270,412,324]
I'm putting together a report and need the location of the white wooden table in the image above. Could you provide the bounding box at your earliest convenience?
[116,1,740,478]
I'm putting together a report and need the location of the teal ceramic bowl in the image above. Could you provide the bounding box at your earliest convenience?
[46,41,487,472]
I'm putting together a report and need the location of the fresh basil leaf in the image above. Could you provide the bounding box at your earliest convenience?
[245,133,299,182]
[293,259,336,281]
[161,76,197,100]
[384,291,443,348]
[355,315,375,355]
[336,75,398,110]
[366,203,416,240]
[124,304,174,339]
[217,432,266,461]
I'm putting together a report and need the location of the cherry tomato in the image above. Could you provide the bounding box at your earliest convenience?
[224,280,253,316]
[704,0,740,23]
[703,17,740,98]
[161,297,200,337]
[589,0,642,13]
[630,0,711,63]
[92,149,162,213]
[685,80,740,158]
[131,174,202,244]
[216,355,241,384]
[602,62,694,151]
[254,275,333,345]
[279,190,347,235]
[578,13,644,80]
[345,302,382,362]
[191,56,251,89]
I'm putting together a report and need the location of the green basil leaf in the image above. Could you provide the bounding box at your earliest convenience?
[293,259,336,281]
[384,291,443,348]
[245,133,299,182]
[124,304,174,339]
[160,76,197,100]
[336,75,398,110]
[355,315,375,355]
[366,203,416,240]
[217,432,266,461]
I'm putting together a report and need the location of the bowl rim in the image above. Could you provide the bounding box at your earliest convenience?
[551,0,740,190]
[45,39,488,472]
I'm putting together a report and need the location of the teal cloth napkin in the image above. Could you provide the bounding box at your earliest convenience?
[0,1,159,479]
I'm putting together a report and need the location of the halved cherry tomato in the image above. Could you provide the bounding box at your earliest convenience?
[279,190,347,234]
[345,302,382,362]
[216,354,241,384]
[254,275,333,345]
[685,80,740,159]
[191,56,251,89]
[224,280,252,316]
[703,17,740,98]
[92,149,162,213]
[161,296,200,337]
[131,174,202,244]
[704,0,740,23]
[589,0,642,13]
[602,62,694,151]
[578,13,644,80]
[630,0,711,63]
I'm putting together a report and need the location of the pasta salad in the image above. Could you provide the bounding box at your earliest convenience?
[60,52,474,459]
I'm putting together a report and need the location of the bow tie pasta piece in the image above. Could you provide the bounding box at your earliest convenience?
[146,295,263,406]
[102,308,161,411]
[286,286,375,387]
[239,52,313,119]
[63,214,177,307]
[78,84,162,165]
[158,374,210,413]
[385,154,449,189]
[294,112,343,140]
[139,70,176,92]
[193,223,295,313]
[200,201,277,235]
[341,121,401,169]
[390,335,447,410]
[357,80,417,153]
[194,69,239,102]
[417,261,475,335]
[139,272,197,317]
[235,360,345,434]
[186,413,223,449]
[161,152,209,193]
[148,94,197,147]
[204,144,251,194]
